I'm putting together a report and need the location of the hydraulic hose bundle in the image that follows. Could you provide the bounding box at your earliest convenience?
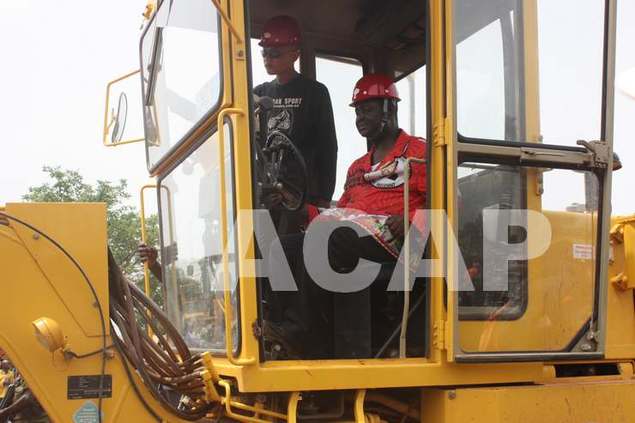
[108,250,214,421]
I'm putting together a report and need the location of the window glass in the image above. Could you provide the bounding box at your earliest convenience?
[159,124,238,352]
[457,163,525,319]
[455,0,605,145]
[396,65,428,138]
[143,0,222,169]
[456,19,505,140]
[457,162,598,353]
[536,0,604,145]
[315,55,364,200]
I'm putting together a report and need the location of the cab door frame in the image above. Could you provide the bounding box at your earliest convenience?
[444,0,618,362]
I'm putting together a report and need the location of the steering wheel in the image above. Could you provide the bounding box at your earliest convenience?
[255,129,309,212]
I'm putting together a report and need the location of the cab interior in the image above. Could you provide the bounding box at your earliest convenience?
[246,0,430,361]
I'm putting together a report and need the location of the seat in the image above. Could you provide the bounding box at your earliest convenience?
[333,262,426,359]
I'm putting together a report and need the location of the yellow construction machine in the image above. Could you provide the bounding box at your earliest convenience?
[2,0,635,422]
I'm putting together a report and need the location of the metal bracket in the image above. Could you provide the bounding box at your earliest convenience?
[433,320,446,350]
[576,139,611,169]
[572,323,600,353]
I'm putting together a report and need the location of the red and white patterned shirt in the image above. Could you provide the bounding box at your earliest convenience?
[336,130,426,219]
[307,130,427,235]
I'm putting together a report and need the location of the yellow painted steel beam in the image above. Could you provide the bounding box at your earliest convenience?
[422,380,635,422]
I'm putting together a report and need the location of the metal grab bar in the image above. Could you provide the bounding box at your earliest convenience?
[139,184,156,299]
[139,184,173,296]
[217,107,255,365]
[400,157,427,358]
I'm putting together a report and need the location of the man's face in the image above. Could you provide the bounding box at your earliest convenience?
[355,99,384,139]
[261,46,300,75]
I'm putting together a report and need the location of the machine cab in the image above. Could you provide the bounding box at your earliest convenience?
[103,0,617,389]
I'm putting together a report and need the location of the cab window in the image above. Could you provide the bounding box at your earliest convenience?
[315,54,364,199]
[141,0,223,170]
[395,65,427,140]
[158,123,238,353]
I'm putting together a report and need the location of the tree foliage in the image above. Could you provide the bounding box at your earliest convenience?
[23,166,162,302]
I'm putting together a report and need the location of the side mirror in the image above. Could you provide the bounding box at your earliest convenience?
[103,69,145,147]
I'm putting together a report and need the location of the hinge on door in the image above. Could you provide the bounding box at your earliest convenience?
[432,119,447,147]
[433,320,446,350]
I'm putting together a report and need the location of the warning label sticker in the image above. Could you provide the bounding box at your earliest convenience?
[573,244,593,260]
[73,401,102,423]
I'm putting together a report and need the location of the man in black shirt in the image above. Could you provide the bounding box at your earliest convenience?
[254,15,338,211]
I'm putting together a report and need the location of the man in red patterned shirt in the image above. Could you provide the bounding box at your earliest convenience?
[265,74,427,358]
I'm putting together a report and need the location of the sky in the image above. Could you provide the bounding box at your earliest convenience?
[1,0,634,215]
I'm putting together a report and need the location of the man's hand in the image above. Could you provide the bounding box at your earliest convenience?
[137,244,158,267]
[385,215,406,239]
[137,243,164,282]
[265,192,284,208]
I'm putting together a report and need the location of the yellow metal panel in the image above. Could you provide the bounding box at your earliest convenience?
[212,358,542,393]
[430,0,450,362]
[422,380,635,423]
[459,211,597,352]
[5,202,109,337]
[605,216,635,359]
[622,222,635,290]
[0,203,195,422]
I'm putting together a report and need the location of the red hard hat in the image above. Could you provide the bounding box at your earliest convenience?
[259,15,301,47]
[350,73,400,106]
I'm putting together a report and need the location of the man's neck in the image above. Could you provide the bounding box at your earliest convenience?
[370,127,401,163]
[276,69,299,85]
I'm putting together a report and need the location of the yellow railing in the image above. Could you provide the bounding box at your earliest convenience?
[216,107,255,365]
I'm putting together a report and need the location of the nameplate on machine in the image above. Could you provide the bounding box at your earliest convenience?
[67,375,112,400]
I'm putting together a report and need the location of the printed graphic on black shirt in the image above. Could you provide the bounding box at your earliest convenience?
[268,109,293,132]
[267,97,303,133]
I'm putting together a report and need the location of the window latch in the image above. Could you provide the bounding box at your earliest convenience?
[577,139,612,169]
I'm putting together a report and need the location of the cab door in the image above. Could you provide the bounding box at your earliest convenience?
[445,0,617,361]
[139,0,256,363]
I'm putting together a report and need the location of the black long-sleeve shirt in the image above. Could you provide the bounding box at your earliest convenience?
[254,74,338,203]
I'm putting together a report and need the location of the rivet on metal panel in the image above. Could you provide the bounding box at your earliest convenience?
[32,232,40,240]
[447,390,456,400]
